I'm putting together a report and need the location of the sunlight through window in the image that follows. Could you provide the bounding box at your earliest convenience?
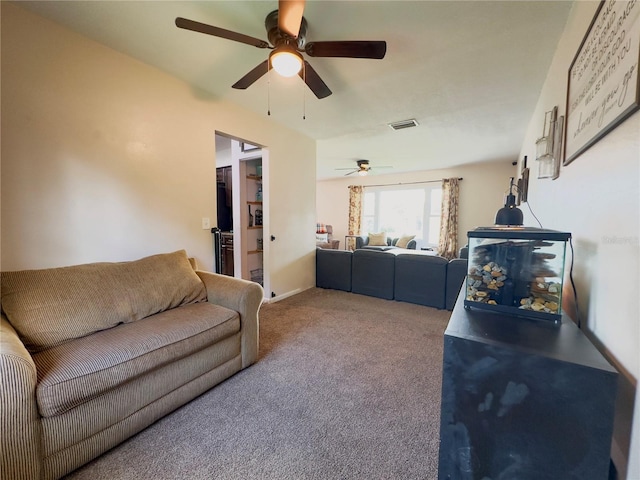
[362,185,442,248]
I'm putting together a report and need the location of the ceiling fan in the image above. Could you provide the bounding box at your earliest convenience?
[175,0,387,99]
[336,159,392,176]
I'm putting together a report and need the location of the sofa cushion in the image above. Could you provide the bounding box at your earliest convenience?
[316,233,329,242]
[362,245,396,251]
[33,302,239,418]
[446,258,468,310]
[351,249,396,300]
[395,235,416,248]
[394,253,448,308]
[316,249,353,292]
[368,232,388,246]
[1,250,207,353]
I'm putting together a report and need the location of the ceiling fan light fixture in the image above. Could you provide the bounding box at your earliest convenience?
[270,46,303,77]
[358,169,368,176]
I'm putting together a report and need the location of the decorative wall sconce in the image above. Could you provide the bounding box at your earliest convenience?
[535,106,564,180]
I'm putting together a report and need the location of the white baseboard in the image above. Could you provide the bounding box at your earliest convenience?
[262,286,313,304]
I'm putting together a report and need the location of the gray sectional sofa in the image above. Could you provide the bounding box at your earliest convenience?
[316,248,467,310]
[0,250,263,480]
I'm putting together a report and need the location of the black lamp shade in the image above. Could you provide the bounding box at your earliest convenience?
[495,193,524,226]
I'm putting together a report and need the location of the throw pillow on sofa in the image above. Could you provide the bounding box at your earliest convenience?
[396,234,416,248]
[316,233,329,242]
[368,232,388,246]
[0,250,207,353]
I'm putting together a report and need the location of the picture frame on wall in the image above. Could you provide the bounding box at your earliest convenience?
[552,115,564,180]
[563,0,640,166]
[517,167,530,205]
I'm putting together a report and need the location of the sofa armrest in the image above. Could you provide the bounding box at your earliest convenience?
[355,236,368,249]
[195,272,264,368]
[1,315,42,480]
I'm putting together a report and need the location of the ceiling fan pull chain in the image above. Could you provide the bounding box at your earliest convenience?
[302,61,306,120]
[267,65,271,116]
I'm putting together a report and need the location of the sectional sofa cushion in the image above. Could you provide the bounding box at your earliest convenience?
[351,249,396,300]
[446,258,468,310]
[316,248,353,292]
[394,253,448,308]
[1,250,207,353]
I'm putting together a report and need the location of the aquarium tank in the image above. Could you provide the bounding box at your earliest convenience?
[464,227,571,322]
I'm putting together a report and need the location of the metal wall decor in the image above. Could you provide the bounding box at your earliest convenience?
[536,107,564,180]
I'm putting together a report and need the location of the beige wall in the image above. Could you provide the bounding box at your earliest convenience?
[316,160,517,250]
[517,1,639,477]
[0,3,316,297]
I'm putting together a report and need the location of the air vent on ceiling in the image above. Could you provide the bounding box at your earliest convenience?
[388,118,419,131]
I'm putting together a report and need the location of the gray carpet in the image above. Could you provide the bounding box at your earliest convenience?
[64,288,451,479]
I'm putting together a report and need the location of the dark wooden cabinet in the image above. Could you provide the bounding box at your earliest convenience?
[216,166,233,232]
[438,291,618,480]
[221,232,234,277]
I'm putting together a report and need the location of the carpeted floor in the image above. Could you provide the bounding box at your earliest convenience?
[63,288,452,479]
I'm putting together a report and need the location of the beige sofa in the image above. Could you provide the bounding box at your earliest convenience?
[0,250,263,480]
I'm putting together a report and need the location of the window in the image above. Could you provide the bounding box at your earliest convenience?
[362,184,442,248]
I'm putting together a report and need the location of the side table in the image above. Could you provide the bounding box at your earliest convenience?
[344,235,359,251]
[438,290,618,479]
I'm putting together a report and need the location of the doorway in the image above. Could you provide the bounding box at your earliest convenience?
[214,133,267,293]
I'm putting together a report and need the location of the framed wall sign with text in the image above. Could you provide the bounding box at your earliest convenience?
[564,0,640,165]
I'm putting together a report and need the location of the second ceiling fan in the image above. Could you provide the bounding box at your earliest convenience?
[176,0,387,99]
[337,159,392,176]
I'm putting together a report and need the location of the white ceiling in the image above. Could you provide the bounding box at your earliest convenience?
[16,0,574,179]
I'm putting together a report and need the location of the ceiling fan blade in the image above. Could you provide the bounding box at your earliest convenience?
[278,0,305,38]
[175,17,270,49]
[299,61,332,99]
[305,41,387,59]
[232,60,269,89]
[344,170,358,176]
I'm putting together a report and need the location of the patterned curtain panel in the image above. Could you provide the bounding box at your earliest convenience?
[438,178,460,260]
[347,185,364,250]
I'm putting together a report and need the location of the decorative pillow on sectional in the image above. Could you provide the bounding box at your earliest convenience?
[316,233,329,242]
[0,250,206,353]
[396,234,416,248]
[368,232,388,246]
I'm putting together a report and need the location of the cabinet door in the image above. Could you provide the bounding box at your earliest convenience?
[224,166,233,206]
[222,246,234,276]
